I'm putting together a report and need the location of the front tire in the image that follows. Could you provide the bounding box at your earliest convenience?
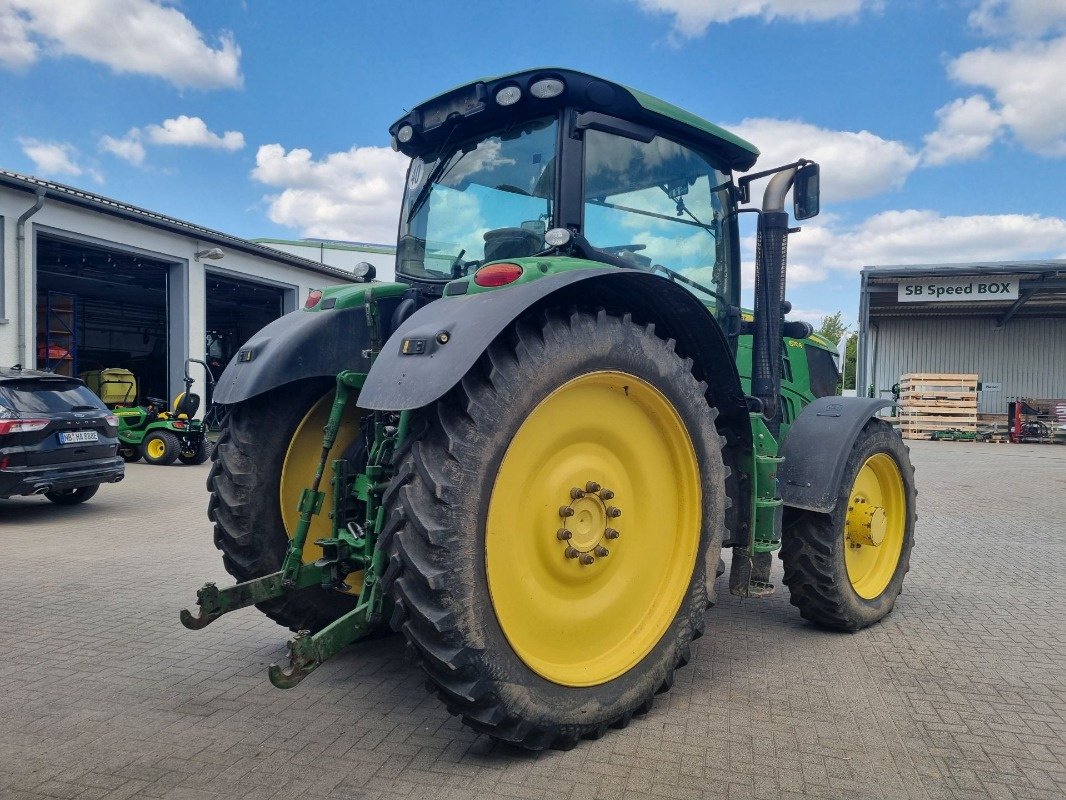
[781,419,916,631]
[382,310,727,749]
[207,381,363,632]
[178,438,211,465]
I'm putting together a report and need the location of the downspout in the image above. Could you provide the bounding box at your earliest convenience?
[16,189,46,366]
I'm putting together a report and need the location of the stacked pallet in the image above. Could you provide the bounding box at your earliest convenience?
[897,373,978,440]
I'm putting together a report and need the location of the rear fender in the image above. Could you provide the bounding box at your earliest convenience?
[212,296,404,406]
[358,268,748,425]
[779,397,894,513]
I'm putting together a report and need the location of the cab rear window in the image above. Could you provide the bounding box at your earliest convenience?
[0,380,106,414]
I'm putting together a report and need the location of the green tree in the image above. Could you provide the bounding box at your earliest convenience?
[816,311,847,344]
[815,312,857,392]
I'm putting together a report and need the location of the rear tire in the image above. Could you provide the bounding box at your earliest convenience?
[45,485,99,505]
[142,431,180,465]
[780,419,916,631]
[382,310,726,749]
[207,381,361,632]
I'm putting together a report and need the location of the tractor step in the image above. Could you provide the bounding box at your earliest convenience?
[728,550,776,598]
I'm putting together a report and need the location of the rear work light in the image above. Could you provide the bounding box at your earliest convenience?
[0,418,50,435]
[474,262,524,287]
[305,289,323,309]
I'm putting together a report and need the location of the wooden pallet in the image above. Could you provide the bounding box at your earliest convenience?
[897,373,978,440]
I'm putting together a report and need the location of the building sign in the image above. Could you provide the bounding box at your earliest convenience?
[897,276,1019,302]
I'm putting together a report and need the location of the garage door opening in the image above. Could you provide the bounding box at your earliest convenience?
[205,272,287,378]
[36,235,172,402]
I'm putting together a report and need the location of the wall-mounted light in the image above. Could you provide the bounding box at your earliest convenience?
[195,247,225,262]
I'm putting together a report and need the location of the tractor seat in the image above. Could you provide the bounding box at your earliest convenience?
[174,393,200,420]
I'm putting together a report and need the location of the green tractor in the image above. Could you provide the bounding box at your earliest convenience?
[182,69,916,749]
[86,358,214,465]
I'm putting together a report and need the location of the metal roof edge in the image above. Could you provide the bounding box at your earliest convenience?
[861,259,1066,278]
[0,169,356,282]
[252,237,397,255]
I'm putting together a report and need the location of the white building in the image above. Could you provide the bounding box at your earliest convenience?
[1,170,355,402]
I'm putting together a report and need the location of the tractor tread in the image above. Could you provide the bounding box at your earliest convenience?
[780,419,917,632]
[383,310,727,750]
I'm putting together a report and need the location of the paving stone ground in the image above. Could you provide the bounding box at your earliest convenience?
[0,441,1063,800]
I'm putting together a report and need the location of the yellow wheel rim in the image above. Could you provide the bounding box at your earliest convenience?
[280,393,364,594]
[844,453,906,599]
[486,371,702,688]
[146,438,166,459]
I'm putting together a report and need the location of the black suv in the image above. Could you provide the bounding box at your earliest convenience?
[0,367,124,504]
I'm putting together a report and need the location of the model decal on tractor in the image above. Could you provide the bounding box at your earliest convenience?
[181,68,916,750]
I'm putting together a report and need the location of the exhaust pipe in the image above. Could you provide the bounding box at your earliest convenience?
[33,485,52,495]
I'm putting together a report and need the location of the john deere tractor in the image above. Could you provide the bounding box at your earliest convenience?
[183,69,915,749]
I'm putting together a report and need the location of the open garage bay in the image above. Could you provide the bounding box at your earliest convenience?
[0,442,1063,800]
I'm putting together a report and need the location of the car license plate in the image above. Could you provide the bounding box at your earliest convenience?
[59,430,99,444]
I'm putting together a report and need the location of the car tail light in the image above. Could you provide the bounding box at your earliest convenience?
[474,262,524,287]
[105,414,118,427]
[0,418,50,435]
[305,289,323,308]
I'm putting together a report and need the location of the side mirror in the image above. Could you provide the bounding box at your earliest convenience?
[353,261,377,282]
[793,162,820,220]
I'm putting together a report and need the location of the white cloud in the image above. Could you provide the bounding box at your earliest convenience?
[730,118,919,203]
[969,0,1066,38]
[787,210,1066,277]
[145,115,244,150]
[947,35,1066,157]
[99,129,145,165]
[0,3,35,67]
[634,0,874,39]
[0,0,241,89]
[19,137,83,176]
[921,95,1002,165]
[252,143,409,244]
[98,116,244,165]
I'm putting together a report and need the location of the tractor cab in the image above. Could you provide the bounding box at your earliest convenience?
[390,70,763,325]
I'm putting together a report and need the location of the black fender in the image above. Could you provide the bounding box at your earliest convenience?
[357,269,748,429]
[213,303,391,405]
[778,397,894,513]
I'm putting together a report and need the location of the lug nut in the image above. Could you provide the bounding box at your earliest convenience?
[559,506,575,518]
[606,506,622,518]
[599,488,615,501]
[564,546,579,559]
[557,528,573,541]
[585,481,601,493]
[579,553,595,565]
[594,545,609,558]
[570,487,585,500]
[605,528,620,540]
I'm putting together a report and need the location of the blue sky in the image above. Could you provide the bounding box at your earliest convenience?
[3,0,1066,325]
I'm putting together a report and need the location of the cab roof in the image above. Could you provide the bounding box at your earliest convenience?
[390,67,760,172]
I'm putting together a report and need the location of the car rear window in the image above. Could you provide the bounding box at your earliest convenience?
[0,379,106,414]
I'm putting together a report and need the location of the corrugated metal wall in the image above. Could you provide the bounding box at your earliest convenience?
[869,316,1066,413]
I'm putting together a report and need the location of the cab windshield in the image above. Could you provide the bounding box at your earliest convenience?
[397,117,557,281]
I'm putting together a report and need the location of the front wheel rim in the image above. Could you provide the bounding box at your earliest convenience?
[844,452,906,599]
[486,371,702,688]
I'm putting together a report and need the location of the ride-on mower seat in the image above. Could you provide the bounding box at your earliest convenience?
[174,392,200,420]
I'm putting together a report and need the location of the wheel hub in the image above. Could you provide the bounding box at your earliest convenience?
[557,482,621,565]
[846,496,887,547]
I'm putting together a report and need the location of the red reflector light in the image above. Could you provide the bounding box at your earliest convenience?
[305,289,323,308]
[0,418,50,435]
[474,262,523,287]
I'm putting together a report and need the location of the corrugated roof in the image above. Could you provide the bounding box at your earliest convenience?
[0,169,356,281]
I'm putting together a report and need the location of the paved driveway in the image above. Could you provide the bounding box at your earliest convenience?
[1,441,1063,800]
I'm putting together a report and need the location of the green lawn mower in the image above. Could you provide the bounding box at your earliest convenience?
[82,358,214,466]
